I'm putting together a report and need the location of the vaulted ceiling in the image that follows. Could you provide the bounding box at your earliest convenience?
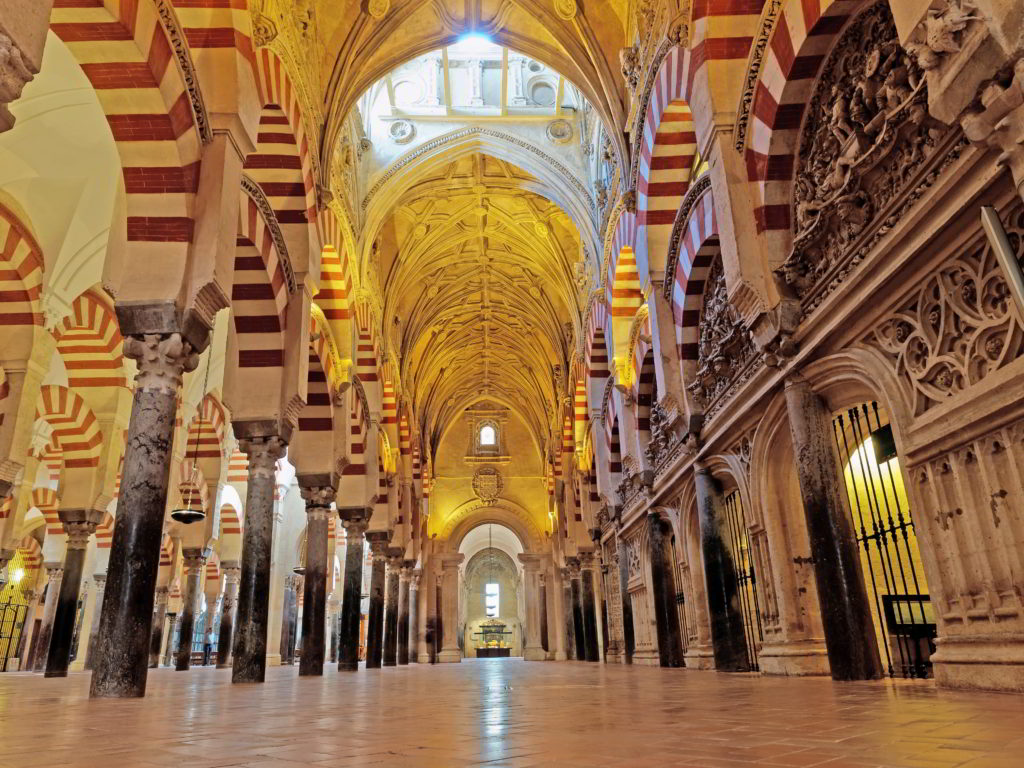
[374,152,581,450]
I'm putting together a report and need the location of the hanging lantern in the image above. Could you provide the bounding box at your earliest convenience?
[171,358,211,525]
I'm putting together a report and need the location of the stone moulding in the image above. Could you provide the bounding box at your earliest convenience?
[662,174,713,300]
[241,174,297,296]
[733,0,783,153]
[628,39,676,196]
[361,126,595,214]
[154,0,212,145]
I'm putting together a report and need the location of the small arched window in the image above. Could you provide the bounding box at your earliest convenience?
[479,424,496,446]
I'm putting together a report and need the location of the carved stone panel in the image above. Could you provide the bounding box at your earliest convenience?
[864,202,1024,415]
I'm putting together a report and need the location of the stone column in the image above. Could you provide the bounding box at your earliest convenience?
[438,553,464,663]
[785,377,882,681]
[397,561,412,665]
[548,566,566,660]
[408,569,420,663]
[383,551,401,666]
[279,575,298,665]
[232,435,287,684]
[364,534,388,669]
[14,589,35,663]
[519,554,545,661]
[561,568,575,660]
[84,573,106,670]
[33,564,62,672]
[46,518,99,677]
[328,605,340,663]
[91,333,199,699]
[579,553,601,663]
[174,548,208,671]
[539,573,549,654]
[567,558,586,661]
[338,510,368,670]
[149,587,168,668]
[615,534,635,663]
[299,484,334,676]
[216,563,240,668]
[647,512,685,668]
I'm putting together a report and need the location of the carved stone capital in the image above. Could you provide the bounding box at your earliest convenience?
[0,31,37,132]
[239,435,286,480]
[124,333,199,396]
[63,521,96,550]
[182,547,211,573]
[300,484,337,509]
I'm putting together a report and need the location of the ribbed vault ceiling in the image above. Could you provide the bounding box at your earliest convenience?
[376,152,580,449]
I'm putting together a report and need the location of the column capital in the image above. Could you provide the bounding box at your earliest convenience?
[92,572,107,587]
[44,564,63,581]
[439,553,465,570]
[367,532,390,560]
[341,516,369,537]
[298,473,338,508]
[239,435,287,479]
[63,520,97,550]
[123,333,200,395]
[182,546,211,573]
[517,553,542,571]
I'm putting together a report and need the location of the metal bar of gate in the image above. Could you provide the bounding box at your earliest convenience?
[723,491,761,671]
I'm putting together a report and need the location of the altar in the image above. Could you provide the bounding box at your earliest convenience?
[472,618,513,658]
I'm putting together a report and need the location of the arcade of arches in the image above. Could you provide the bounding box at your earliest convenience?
[1,0,1024,762]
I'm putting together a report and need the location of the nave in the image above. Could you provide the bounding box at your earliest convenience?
[0,660,1021,768]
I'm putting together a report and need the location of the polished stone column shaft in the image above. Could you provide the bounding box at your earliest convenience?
[175,548,208,671]
[383,554,400,666]
[785,377,883,681]
[408,570,420,663]
[539,575,549,654]
[438,554,464,662]
[91,333,198,698]
[299,484,334,676]
[338,513,368,670]
[580,554,601,663]
[232,435,286,684]
[397,562,412,665]
[216,564,240,668]
[365,536,388,669]
[84,573,106,670]
[648,512,685,668]
[615,534,635,663]
[519,554,545,660]
[149,587,168,668]
[33,564,62,672]
[46,520,98,677]
[568,559,586,661]
[280,575,299,664]
[561,569,575,661]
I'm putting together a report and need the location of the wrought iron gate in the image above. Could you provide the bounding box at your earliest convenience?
[669,536,689,655]
[0,602,29,671]
[831,402,935,679]
[722,491,763,671]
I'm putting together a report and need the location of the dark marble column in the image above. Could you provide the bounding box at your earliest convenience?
[33,565,62,672]
[561,569,576,660]
[337,510,368,670]
[648,512,685,668]
[299,483,334,676]
[216,563,240,668]
[539,575,549,654]
[397,561,412,665]
[148,587,169,668]
[567,559,586,661]
[365,534,388,669]
[175,548,209,671]
[91,333,199,698]
[232,435,287,684]
[84,573,106,670]
[615,534,635,664]
[46,517,100,677]
[408,570,420,663]
[329,605,339,663]
[280,575,298,665]
[382,550,401,667]
[785,377,883,681]
[579,554,600,663]
[164,613,179,667]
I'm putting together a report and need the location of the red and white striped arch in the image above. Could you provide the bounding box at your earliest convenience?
[342,384,369,479]
[745,0,859,238]
[51,0,203,259]
[32,488,61,536]
[36,385,102,469]
[298,335,333,434]
[95,511,114,549]
[53,289,125,390]
[232,191,290,370]
[17,535,42,572]
[0,202,43,329]
[220,503,241,536]
[671,187,720,362]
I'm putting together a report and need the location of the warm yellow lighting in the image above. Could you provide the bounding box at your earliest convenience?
[11,568,24,585]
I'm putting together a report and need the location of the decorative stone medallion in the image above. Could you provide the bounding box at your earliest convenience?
[368,0,390,19]
[472,467,503,503]
[553,0,577,21]
[546,119,573,144]
[389,119,415,144]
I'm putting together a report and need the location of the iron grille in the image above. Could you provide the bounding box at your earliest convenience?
[0,602,29,671]
[831,402,935,679]
[723,490,763,671]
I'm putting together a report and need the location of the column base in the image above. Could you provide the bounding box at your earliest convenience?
[931,633,1024,693]
[524,647,546,661]
[69,659,86,673]
[684,645,716,670]
[758,640,830,676]
[438,649,462,663]
[417,653,432,663]
[553,651,567,661]
[265,653,282,667]
[632,649,661,666]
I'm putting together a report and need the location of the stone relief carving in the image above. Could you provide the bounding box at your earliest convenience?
[472,467,503,503]
[619,46,640,93]
[864,202,1024,415]
[776,3,958,306]
[688,257,758,419]
[546,119,573,144]
[0,33,34,127]
[389,119,415,144]
[368,0,390,19]
[553,0,577,21]
[905,0,979,71]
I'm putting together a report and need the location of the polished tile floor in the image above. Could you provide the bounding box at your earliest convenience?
[0,660,1022,768]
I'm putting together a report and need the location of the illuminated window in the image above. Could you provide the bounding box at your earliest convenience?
[479,424,496,446]
[485,582,499,617]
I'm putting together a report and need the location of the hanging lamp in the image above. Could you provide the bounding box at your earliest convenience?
[171,354,210,525]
